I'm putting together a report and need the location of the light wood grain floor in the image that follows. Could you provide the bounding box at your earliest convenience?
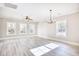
[0,36,79,56]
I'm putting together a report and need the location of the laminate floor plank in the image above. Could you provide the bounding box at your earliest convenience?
[0,36,79,56]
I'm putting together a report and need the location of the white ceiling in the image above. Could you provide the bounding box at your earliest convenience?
[1,3,79,22]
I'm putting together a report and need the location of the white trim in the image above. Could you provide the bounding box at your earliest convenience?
[37,35,79,46]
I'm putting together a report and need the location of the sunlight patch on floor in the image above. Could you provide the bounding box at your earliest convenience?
[30,43,59,56]
[45,43,59,50]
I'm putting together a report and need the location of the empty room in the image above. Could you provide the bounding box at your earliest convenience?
[0,3,79,56]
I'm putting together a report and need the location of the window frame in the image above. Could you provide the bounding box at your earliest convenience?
[56,20,67,37]
[19,23,27,34]
[7,22,16,35]
[28,23,36,35]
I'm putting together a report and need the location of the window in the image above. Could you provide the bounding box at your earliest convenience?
[28,23,36,34]
[56,20,67,37]
[7,22,16,35]
[19,24,27,34]
[7,22,37,35]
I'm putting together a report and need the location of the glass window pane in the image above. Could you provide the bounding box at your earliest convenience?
[56,20,67,36]
[7,22,16,35]
[20,24,27,34]
[28,23,36,34]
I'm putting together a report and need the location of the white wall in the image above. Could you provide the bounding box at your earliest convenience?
[37,12,79,44]
[0,7,38,38]
[37,22,56,37]
[67,12,79,43]
[0,4,79,44]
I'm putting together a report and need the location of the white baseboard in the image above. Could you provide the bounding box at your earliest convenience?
[0,35,36,40]
[37,35,79,46]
